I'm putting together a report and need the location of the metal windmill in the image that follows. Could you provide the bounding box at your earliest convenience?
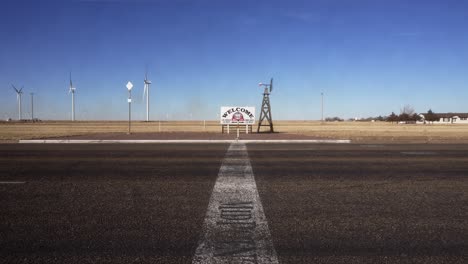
[143,68,152,122]
[257,78,274,133]
[68,72,76,121]
[11,84,23,120]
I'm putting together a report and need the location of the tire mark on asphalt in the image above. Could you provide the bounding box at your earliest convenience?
[192,142,279,264]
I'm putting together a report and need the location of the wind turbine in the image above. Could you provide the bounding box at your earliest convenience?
[143,68,152,122]
[69,72,76,121]
[11,84,23,120]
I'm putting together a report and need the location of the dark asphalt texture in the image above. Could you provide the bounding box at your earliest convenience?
[0,144,228,264]
[1,143,467,263]
[249,144,468,264]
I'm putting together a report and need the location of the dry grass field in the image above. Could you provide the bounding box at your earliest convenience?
[276,121,468,143]
[1,120,468,143]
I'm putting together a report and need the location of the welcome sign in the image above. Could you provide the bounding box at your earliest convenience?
[220,107,255,125]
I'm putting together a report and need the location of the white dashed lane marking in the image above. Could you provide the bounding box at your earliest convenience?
[192,142,279,264]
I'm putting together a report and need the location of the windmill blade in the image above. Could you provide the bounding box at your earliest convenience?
[69,72,73,88]
[11,84,19,93]
[270,78,273,93]
[19,86,23,93]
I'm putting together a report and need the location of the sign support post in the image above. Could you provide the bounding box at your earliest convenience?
[126,81,133,135]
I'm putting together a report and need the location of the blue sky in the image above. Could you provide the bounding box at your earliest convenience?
[1,0,468,120]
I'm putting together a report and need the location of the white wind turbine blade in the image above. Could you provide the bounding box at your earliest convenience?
[69,72,76,93]
[145,65,148,82]
[143,83,147,101]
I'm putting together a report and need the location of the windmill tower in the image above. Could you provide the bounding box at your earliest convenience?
[257,78,274,133]
[143,69,152,122]
[69,72,76,121]
[11,84,23,120]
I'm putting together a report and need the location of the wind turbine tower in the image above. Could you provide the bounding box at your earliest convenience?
[11,84,23,120]
[69,72,76,121]
[143,69,152,122]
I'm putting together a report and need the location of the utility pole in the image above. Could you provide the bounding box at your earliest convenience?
[321,92,324,123]
[30,93,34,121]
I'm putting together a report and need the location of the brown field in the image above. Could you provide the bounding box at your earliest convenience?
[1,120,468,143]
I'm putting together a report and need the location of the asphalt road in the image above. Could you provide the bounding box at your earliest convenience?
[0,144,228,264]
[1,143,467,263]
[249,144,468,264]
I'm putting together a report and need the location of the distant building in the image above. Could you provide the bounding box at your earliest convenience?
[419,113,468,124]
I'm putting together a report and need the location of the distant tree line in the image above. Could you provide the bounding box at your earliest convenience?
[386,106,439,123]
[423,109,440,123]
[385,112,421,123]
[325,117,344,122]
[322,105,440,124]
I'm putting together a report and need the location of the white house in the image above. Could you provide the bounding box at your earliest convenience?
[419,113,468,124]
